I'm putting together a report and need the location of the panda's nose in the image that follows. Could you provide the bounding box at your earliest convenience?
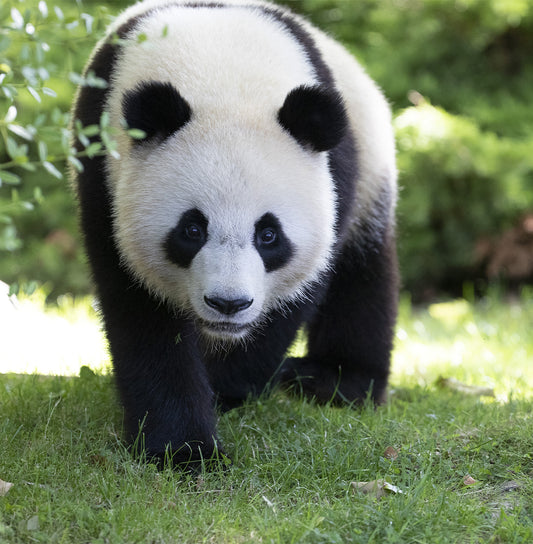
[204,296,253,316]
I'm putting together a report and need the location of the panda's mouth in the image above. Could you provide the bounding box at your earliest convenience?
[198,319,251,338]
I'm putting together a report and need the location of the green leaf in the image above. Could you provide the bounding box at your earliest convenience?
[42,87,57,97]
[54,6,64,21]
[127,128,147,140]
[82,124,100,137]
[51,107,66,125]
[81,13,93,34]
[10,8,24,29]
[34,113,47,127]
[25,281,38,296]
[65,18,79,31]
[86,71,107,89]
[38,1,49,18]
[27,86,41,103]
[0,170,21,185]
[6,136,22,159]
[100,130,112,148]
[19,161,37,172]
[33,186,44,203]
[5,105,17,123]
[8,283,19,296]
[86,142,102,157]
[1,85,17,100]
[69,72,84,86]
[7,124,33,141]
[99,111,110,128]
[37,67,50,81]
[77,132,90,148]
[38,140,48,162]
[43,161,62,179]
[67,155,84,172]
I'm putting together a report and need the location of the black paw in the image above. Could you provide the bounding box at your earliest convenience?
[280,356,387,405]
[215,394,246,413]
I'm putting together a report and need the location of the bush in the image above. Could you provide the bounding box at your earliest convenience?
[395,102,533,293]
[0,0,123,297]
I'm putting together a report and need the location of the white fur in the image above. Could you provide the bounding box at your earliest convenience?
[95,0,396,337]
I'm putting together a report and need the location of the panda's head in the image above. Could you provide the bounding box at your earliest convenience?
[111,81,347,341]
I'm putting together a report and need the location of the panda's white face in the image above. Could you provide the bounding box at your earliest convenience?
[102,7,352,341]
[112,112,338,341]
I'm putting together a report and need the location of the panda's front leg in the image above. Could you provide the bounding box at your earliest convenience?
[282,230,399,405]
[101,290,223,470]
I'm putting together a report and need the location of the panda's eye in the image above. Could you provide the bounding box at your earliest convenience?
[254,212,293,272]
[258,227,277,246]
[165,208,208,269]
[184,223,204,240]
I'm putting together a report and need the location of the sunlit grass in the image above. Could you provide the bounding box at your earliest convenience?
[0,288,109,376]
[392,289,533,401]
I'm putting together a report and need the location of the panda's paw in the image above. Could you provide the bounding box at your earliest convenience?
[148,442,232,473]
[279,355,332,403]
[280,356,387,406]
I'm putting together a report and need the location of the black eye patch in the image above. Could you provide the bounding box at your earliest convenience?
[164,208,208,268]
[254,213,294,272]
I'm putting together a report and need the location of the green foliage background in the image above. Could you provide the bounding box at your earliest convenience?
[1,0,532,298]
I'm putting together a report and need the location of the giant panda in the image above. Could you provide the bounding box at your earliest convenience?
[72,0,399,468]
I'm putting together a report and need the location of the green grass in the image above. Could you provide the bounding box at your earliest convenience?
[1,290,533,543]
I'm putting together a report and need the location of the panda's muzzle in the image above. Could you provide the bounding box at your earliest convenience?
[199,320,250,336]
[203,296,253,316]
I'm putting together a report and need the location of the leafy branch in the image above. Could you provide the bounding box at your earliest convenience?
[0,0,115,255]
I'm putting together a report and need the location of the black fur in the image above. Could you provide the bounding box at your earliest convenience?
[165,208,209,268]
[72,2,398,470]
[281,225,398,405]
[122,81,192,143]
[278,85,348,152]
[73,16,221,470]
[254,212,294,272]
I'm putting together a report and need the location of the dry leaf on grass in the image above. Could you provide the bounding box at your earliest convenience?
[89,454,109,467]
[351,479,403,499]
[383,446,399,460]
[437,377,495,397]
[0,479,13,496]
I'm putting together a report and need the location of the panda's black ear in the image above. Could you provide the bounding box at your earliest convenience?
[278,85,348,152]
[122,81,191,143]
